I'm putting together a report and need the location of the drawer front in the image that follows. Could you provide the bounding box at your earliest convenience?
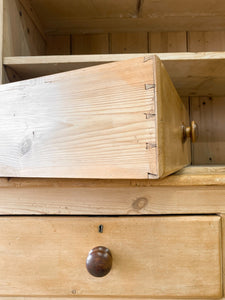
[0,216,221,297]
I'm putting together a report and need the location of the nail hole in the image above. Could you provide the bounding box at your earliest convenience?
[202,102,206,105]
[209,157,212,161]
[27,28,30,34]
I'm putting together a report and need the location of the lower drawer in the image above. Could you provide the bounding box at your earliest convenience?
[0,216,222,297]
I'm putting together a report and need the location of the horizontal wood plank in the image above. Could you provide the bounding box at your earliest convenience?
[0,216,221,297]
[1,167,225,214]
[4,52,225,96]
[29,0,225,33]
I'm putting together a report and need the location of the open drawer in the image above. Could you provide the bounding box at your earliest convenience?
[0,216,221,297]
[0,55,191,179]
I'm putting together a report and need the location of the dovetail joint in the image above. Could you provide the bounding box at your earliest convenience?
[146,143,157,149]
[145,83,155,90]
[144,56,153,62]
[147,172,158,178]
[144,113,156,119]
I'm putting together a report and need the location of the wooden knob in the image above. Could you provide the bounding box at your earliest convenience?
[86,246,112,277]
[182,120,198,143]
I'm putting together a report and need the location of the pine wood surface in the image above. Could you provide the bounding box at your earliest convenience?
[0,216,221,297]
[0,56,190,179]
[0,57,157,178]
[26,0,225,33]
[4,52,225,96]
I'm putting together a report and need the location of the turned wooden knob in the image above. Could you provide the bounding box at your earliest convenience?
[86,246,112,277]
[182,120,198,143]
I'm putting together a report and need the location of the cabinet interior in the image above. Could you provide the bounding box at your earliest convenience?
[2,0,225,171]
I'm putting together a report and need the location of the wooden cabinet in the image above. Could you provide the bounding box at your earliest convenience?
[0,216,221,298]
[1,1,225,300]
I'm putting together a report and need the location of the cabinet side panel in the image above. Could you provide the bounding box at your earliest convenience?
[3,0,45,57]
[155,56,191,177]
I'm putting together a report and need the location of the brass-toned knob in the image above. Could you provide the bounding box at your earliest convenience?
[86,246,112,277]
[182,121,198,143]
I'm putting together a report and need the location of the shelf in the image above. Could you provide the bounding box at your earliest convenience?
[30,0,225,33]
[4,52,225,96]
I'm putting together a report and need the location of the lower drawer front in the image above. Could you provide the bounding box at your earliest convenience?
[0,216,221,297]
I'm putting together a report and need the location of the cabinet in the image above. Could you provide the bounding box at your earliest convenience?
[1,0,225,299]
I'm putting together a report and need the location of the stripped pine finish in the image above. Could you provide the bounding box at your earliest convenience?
[1,2,225,300]
[4,52,225,96]
[0,216,221,297]
[0,55,190,179]
[28,0,225,33]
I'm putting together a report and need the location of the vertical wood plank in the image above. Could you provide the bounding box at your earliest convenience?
[191,97,225,164]
[111,32,148,53]
[18,0,46,42]
[46,35,70,55]
[188,31,225,51]
[72,34,109,54]
[149,32,187,53]
[188,31,225,165]
[3,0,46,57]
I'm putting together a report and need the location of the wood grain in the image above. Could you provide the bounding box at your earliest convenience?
[4,52,225,96]
[46,35,70,55]
[18,0,46,41]
[0,55,190,178]
[29,0,225,33]
[188,31,225,51]
[1,167,225,215]
[111,32,148,53]
[191,97,225,165]
[72,33,109,54]
[0,56,159,178]
[149,32,187,53]
[0,216,221,297]
[155,58,190,177]
[3,0,45,57]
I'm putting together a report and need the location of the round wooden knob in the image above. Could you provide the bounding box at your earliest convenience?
[182,120,198,143]
[86,246,112,277]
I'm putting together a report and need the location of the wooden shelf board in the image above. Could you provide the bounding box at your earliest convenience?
[4,52,225,96]
[28,0,225,33]
[0,166,225,215]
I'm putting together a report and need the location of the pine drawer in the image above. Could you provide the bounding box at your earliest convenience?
[0,216,221,298]
[0,56,190,179]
